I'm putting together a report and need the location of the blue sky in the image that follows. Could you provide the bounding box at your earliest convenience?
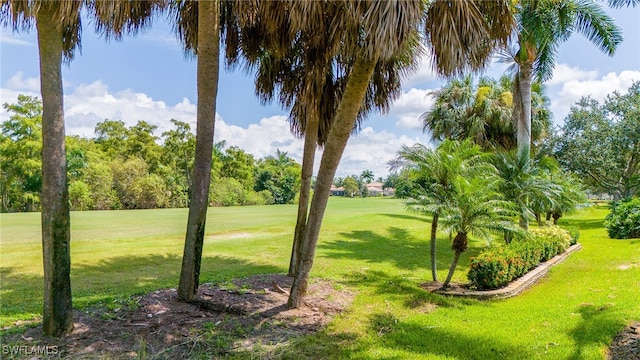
[1,4,639,178]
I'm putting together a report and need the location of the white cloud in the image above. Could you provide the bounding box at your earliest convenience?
[5,71,40,92]
[0,32,35,47]
[547,64,598,86]
[403,55,438,87]
[63,80,198,137]
[338,127,423,177]
[388,88,435,130]
[215,115,302,160]
[551,69,640,122]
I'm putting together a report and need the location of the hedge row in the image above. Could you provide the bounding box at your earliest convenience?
[467,226,574,290]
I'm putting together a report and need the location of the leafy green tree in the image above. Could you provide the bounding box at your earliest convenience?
[111,157,149,209]
[389,140,487,281]
[341,177,360,198]
[550,82,640,199]
[220,146,257,190]
[126,120,162,172]
[132,174,169,209]
[83,161,120,210]
[255,150,301,205]
[507,0,621,159]
[68,180,93,211]
[162,119,195,193]
[95,119,131,159]
[0,95,42,212]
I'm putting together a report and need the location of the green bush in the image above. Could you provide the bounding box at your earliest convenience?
[468,250,511,290]
[605,198,640,239]
[468,226,573,290]
[561,226,580,245]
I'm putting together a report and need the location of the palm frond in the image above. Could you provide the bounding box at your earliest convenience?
[572,0,622,56]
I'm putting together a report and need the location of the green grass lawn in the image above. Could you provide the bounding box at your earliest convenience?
[1,198,639,359]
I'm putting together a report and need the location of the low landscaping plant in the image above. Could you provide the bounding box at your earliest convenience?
[561,225,580,245]
[604,197,640,239]
[468,226,572,290]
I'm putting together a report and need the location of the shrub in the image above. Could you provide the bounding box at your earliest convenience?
[468,250,511,290]
[561,226,580,245]
[605,198,640,239]
[468,226,573,290]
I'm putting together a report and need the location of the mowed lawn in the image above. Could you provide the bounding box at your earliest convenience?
[1,197,639,359]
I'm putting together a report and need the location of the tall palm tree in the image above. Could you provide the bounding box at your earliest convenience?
[388,140,487,281]
[1,0,163,337]
[421,75,551,151]
[228,1,419,278]
[439,174,522,288]
[171,0,223,301]
[285,0,514,308]
[508,0,622,159]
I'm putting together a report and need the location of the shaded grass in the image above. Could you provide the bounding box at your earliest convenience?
[1,198,639,359]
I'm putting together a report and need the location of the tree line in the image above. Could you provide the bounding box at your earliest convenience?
[1,95,302,212]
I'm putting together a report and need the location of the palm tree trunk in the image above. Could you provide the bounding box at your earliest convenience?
[36,4,73,337]
[443,252,461,289]
[517,63,533,160]
[178,0,220,301]
[288,56,377,308]
[288,115,319,277]
[429,212,439,281]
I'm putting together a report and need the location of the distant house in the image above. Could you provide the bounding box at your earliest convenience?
[330,185,345,196]
[365,182,384,197]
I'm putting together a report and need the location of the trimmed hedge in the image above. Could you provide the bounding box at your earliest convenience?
[468,226,573,290]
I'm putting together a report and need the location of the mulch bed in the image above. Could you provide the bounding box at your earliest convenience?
[1,274,353,359]
[607,322,640,360]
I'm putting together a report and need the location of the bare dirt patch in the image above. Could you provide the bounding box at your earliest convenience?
[419,280,468,293]
[1,274,353,359]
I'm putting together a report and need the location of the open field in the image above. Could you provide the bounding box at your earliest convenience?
[1,197,639,359]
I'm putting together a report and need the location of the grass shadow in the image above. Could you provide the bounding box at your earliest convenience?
[560,218,605,231]
[320,227,486,280]
[568,303,626,360]
[367,313,534,359]
[341,269,482,310]
[0,254,282,328]
[381,213,431,223]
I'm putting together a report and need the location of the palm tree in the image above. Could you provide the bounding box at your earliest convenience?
[285,0,514,308]
[229,1,419,278]
[1,0,163,337]
[492,150,561,231]
[388,140,487,281]
[507,0,622,159]
[171,0,222,301]
[360,170,375,184]
[421,75,551,151]
[439,174,522,288]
